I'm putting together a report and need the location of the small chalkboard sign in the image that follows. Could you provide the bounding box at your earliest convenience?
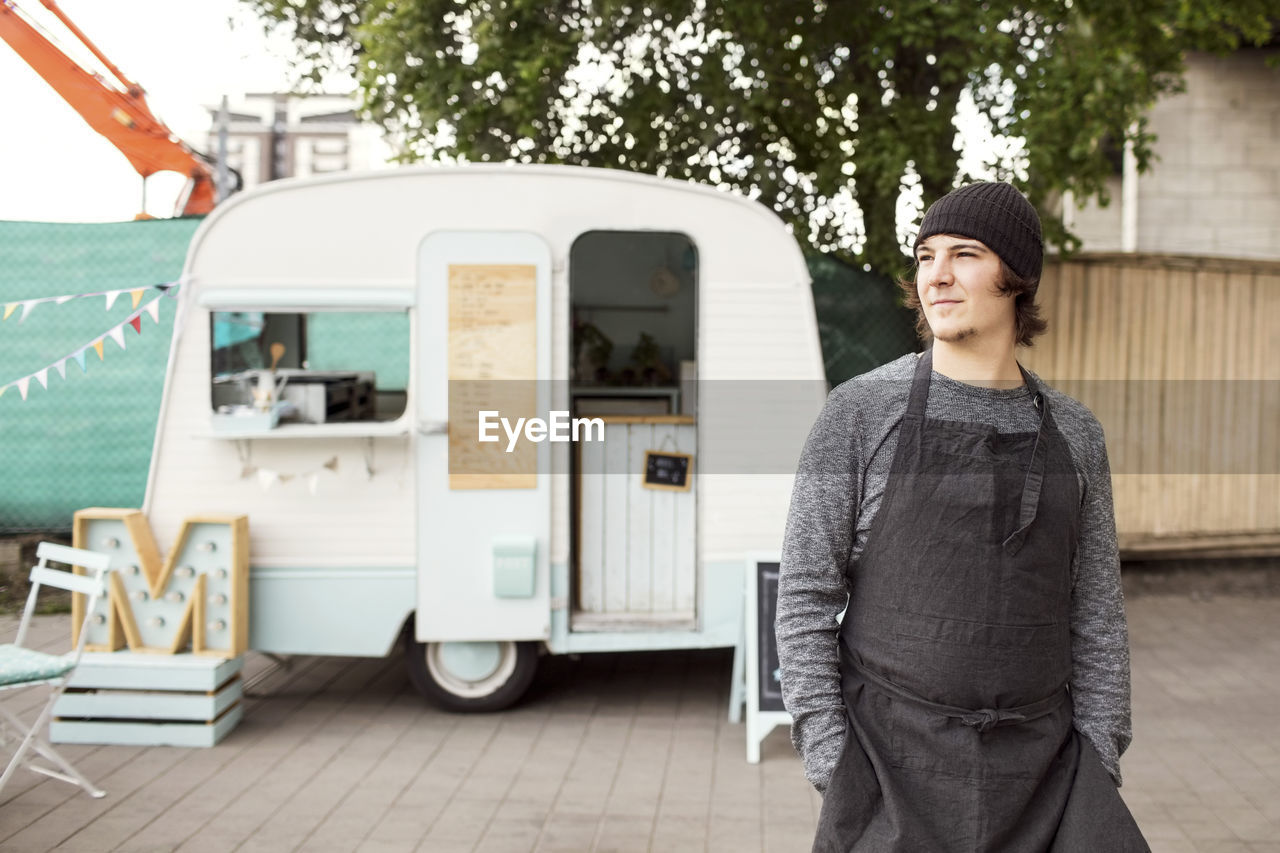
[642,450,693,491]
[741,555,793,762]
[755,562,786,713]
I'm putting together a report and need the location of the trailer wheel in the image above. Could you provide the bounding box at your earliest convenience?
[404,633,539,713]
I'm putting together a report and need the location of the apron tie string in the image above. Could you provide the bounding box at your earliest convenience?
[845,652,1068,734]
[959,708,1028,733]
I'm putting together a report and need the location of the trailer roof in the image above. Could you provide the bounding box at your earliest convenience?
[184,164,811,292]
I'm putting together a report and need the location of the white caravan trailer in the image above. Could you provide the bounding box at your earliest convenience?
[143,164,827,710]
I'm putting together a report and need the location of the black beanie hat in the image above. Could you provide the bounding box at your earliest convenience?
[915,182,1044,285]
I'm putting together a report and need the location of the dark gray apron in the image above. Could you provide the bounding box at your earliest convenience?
[813,350,1149,852]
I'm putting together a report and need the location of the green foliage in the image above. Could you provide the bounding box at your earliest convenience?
[243,0,1276,276]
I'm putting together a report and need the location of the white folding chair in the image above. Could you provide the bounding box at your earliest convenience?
[0,542,111,799]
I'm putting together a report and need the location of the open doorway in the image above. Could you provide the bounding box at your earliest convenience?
[569,231,699,630]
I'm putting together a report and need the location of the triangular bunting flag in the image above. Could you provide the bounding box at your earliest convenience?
[74,349,88,372]
[279,473,295,484]
[34,369,48,390]
[19,301,37,323]
[17,377,30,400]
[56,295,75,305]
[54,359,68,380]
[307,473,320,495]
[108,325,127,350]
[93,340,105,361]
[130,289,144,309]
[3,303,16,321]
[145,300,161,323]
[323,457,340,473]
[0,385,7,399]
[257,469,278,491]
[104,290,121,310]
[129,315,143,334]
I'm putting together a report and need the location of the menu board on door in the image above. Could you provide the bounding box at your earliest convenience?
[448,263,538,490]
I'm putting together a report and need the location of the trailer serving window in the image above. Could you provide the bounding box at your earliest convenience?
[210,310,408,432]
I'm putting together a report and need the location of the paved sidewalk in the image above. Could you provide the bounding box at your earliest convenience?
[0,595,1277,852]
[1121,596,1280,852]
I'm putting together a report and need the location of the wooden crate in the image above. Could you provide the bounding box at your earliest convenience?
[51,653,244,748]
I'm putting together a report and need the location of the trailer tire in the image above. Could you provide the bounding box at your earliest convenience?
[404,633,539,713]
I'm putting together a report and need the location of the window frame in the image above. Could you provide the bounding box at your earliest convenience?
[200,289,414,440]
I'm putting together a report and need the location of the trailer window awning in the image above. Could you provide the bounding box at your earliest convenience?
[198,288,414,310]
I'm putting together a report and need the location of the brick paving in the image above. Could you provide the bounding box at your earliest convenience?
[1121,596,1280,853]
[0,594,1277,852]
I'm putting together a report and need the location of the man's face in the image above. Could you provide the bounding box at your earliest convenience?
[914,234,1014,345]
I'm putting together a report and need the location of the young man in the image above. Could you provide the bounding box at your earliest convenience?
[776,182,1150,851]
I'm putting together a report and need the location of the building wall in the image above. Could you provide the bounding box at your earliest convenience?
[1069,176,1124,252]
[1070,50,1280,260]
[204,93,394,192]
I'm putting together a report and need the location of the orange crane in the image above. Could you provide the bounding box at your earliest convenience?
[0,0,227,217]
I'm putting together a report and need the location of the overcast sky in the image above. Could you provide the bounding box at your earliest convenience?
[0,0,348,222]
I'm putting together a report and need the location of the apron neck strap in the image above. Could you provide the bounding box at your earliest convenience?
[1004,368,1051,556]
[908,349,1045,419]
[907,349,1053,556]
[905,349,934,421]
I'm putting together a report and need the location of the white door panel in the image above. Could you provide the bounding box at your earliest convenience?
[415,231,553,641]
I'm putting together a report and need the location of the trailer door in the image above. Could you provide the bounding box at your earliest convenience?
[415,231,553,641]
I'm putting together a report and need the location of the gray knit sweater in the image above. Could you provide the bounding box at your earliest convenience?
[776,352,1133,793]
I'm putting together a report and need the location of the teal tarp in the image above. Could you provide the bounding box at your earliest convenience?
[293,312,410,392]
[806,254,918,386]
[0,219,200,532]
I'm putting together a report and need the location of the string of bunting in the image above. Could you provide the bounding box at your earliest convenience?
[238,453,341,495]
[0,294,168,401]
[1,282,177,324]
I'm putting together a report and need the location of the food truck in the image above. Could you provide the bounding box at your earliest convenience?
[140,164,827,710]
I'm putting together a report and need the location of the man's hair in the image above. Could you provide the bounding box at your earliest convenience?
[896,261,1048,348]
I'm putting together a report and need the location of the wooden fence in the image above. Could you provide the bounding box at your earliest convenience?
[1020,253,1280,558]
